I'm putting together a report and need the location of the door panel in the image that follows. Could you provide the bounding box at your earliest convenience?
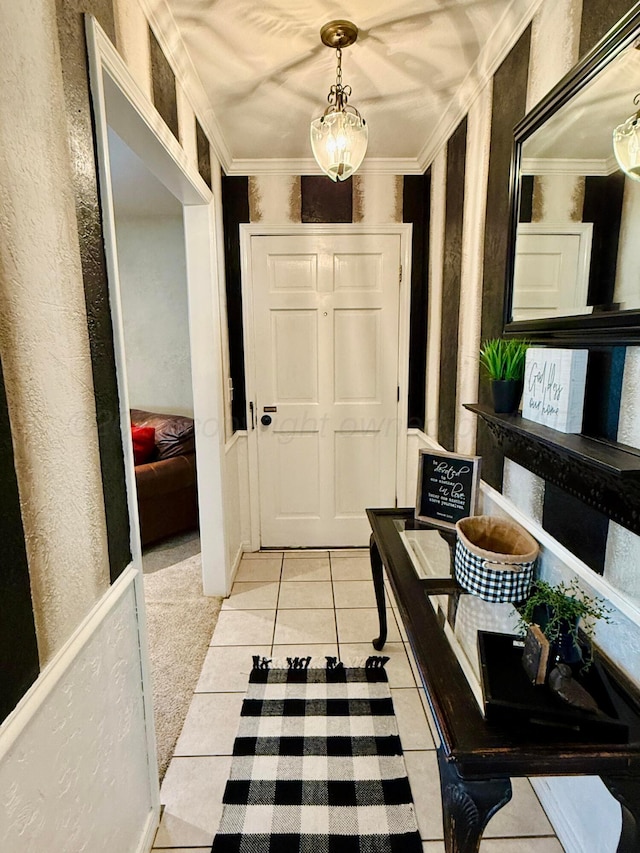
[334,431,380,516]
[513,224,593,321]
[251,233,400,547]
[334,310,380,402]
[272,311,318,401]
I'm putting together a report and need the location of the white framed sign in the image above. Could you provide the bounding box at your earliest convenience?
[522,347,588,433]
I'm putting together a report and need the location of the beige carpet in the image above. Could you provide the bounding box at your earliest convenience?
[143,554,222,781]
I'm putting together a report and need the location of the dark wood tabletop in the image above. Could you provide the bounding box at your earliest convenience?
[367,507,640,853]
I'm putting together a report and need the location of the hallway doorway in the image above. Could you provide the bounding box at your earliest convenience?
[87,17,228,595]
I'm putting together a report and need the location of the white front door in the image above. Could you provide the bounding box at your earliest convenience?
[250,233,401,547]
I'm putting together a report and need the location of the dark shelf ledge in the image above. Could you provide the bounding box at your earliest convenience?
[465,404,640,535]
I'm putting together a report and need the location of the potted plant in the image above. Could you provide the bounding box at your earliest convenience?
[519,579,611,670]
[479,338,528,413]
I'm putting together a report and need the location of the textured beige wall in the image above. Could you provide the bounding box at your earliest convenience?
[113,0,152,99]
[352,175,403,223]
[247,174,403,225]
[527,0,583,110]
[455,82,493,455]
[0,0,110,663]
[249,175,301,223]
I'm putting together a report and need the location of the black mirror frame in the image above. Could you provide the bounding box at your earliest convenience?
[504,5,640,345]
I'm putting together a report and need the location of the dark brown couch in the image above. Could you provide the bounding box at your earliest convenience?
[131,408,199,547]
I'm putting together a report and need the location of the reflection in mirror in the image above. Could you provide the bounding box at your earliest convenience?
[512,39,640,322]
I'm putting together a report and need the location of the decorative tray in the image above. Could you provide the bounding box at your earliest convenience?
[477,631,629,743]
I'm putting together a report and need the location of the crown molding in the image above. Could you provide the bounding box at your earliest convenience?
[224,156,424,177]
[521,155,620,176]
[417,0,545,171]
[137,0,232,171]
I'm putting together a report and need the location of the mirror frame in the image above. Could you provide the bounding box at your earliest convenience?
[504,5,640,344]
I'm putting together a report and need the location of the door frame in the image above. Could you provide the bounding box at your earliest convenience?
[87,12,230,597]
[240,223,413,550]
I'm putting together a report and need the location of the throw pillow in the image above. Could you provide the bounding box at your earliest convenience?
[131,425,156,465]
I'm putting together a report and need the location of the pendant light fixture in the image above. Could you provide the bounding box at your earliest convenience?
[310,20,368,182]
[613,93,640,181]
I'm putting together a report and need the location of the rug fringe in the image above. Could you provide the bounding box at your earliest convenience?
[252,654,390,671]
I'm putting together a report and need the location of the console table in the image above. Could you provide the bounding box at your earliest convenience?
[367,507,640,853]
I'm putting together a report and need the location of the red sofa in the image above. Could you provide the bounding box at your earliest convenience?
[131,409,199,547]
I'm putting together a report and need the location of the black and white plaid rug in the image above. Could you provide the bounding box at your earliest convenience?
[211,655,422,853]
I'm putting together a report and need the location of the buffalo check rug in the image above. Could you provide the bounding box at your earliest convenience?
[211,655,422,853]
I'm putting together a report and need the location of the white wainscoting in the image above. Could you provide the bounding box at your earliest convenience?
[225,431,252,589]
[0,567,158,853]
[405,429,442,507]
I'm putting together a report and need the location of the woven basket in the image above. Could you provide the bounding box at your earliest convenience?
[454,516,539,603]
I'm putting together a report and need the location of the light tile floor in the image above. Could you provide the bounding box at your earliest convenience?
[152,549,564,852]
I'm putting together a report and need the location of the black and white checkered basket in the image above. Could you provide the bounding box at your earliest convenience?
[454,515,539,603]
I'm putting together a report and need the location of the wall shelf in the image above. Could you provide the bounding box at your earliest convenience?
[465,404,640,535]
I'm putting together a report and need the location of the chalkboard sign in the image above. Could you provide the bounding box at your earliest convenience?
[415,449,481,529]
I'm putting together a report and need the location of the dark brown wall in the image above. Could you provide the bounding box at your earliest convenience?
[301,176,353,223]
[404,173,431,429]
[438,119,467,451]
[476,26,531,489]
[196,118,212,189]
[579,0,638,57]
[55,0,131,581]
[0,359,39,723]
[149,27,179,140]
[221,176,250,431]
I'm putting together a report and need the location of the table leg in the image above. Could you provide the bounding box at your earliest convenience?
[370,534,387,651]
[437,746,512,853]
[602,775,640,853]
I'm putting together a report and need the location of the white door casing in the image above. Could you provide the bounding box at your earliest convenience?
[242,226,411,549]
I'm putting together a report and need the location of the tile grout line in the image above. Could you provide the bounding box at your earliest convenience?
[329,551,342,657]
[270,552,284,653]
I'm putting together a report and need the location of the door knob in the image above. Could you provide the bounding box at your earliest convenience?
[261,414,272,426]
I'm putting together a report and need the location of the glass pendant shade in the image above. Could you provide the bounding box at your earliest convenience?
[310,110,368,182]
[613,112,640,182]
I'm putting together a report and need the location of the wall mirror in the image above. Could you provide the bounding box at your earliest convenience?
[505,7,640,343]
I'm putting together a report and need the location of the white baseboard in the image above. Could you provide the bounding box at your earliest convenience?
[531,776,621,853]
[137,807,161,853]
[229,540,251,584]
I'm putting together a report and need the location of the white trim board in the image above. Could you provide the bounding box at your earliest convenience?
[240,223,412,550]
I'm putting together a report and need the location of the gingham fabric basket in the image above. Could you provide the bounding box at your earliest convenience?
[454,516,539,603]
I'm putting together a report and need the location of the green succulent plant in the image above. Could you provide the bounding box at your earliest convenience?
[519,579,612,670]
[479,338,529,382]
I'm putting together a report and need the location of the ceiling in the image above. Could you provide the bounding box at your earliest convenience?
[523,43,640,169]
[162,0,534,174]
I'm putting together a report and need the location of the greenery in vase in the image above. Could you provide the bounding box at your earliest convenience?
[519,579,612,669]
[479,338,529,382]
